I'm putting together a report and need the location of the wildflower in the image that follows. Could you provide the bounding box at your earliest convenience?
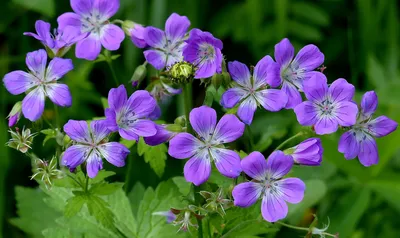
[232,151,305,222]
[168,106,244,185]
[183,29,223,78]
[143,13,190,69]
[273,38,324,108]
[24,20,85,57]
[338,91,397,166]
[6,127,37,153]
[144,124,178,146]
[220,57,287,124]
[122,20,147,48]
[294,73,358,135]
[57,0,125,60]
[152,210,176,223]
[31,157,63,189]
[130,64,147,88]
[103,85,157,141]
[286,138,323,166]
[168,61,196,84]
[62,120,130,178]
[7,101,22,127]
[3,49,73,121]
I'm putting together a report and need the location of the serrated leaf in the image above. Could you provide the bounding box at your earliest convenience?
[90,182,124,195]
[172,176,191,196]
[120,138,136,149]
[128,182,146,218]
[87,195,116,231]
[65,195,87,218]
[107,189,137,236]
[90,170,116,184]
[138,138,167,177]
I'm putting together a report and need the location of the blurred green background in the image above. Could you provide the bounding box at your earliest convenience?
[1,0,400,237]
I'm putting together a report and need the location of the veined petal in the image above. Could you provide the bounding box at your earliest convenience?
[103,108,118,131]
[144,26,166,48]
[24,20,54,47]
[294,101,318,126]
[266,150,293,180]
[274,38,294,66]
[334,101,358,127]
[255,89,288,112]
[119,128,139,141]
[26,49,47,79]
[165,13,190,44]
[189,106,217,141]
[195,59,217,79]
[90,120,111,143]
[241,151,268,181]
[108,85,127,112]
[94,0,119,20]
[86,151,103,178]
[98,142,129,167]
[232,182,263,207]
[328,78,355,103]
[358,137,379,167]
[276,178,305,203]
[282,82,302,109]
[261,193,288,222]
[62,144,90,169]
[46,83,72,107]
[100,24,125,51]
[292,138,323,166]
[168,132,203,159]
[338,130,360,160]
[315,117,339,135]
[57,12,82,30]
[22,87,45,121]
[64,120,91,143]
[129,119,157,137]
[75,33,101,60]
[220,87,248,109]
[293,44,324,71]
[227,61,251,88]
[368,116,398,138]
[184,151,212,186]
[144,49,167,70]
[211,148,242,178]
[144,124,175,146]
[126,90,157,118]
[71,0,93,15]
[213,114,245,143]
[46,57,73,81]
[237,96,257,125]
[361,91,378,118]
[3,70,37,95]
[253,55,275,88]
[303,72,328,102]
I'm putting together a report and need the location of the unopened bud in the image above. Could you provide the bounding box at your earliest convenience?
[123,20,148,48]
[131,64,147,87]
[7,101,22,127]
[174,116,186,128]
[169,61,195,84]
[165,124,183,133]
[221,72,231,87]
[211,73,223,90]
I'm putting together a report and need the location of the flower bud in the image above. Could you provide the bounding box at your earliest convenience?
[6,127,36,153]
[131,64,147,88]
[7,101,22,127]
[152,210,177,223]
[31,157,63,189]
[221,72,231,87]
[200,188,232,217]
[287,138,323,166]
[211,73,223,90]
[122,20,148,48]
[174,116,186,128]
[168,61,196,84]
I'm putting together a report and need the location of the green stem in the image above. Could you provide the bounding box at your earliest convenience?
[275,131,304,151]
[124,152,134,193]
[275,221,309,231]
[246,126,255,150]
[183,83,193,134]
[107,60,120,86]
[66,174,83,188]
[197,218,203,238]
[84,176,90,193]
[53,104,60,128]
[112,19,124,25]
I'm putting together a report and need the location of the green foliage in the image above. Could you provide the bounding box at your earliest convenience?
[12,0,55,17]
[138,137,168,177]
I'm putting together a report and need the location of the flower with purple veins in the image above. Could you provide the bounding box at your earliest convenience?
[3,49,73,121]
[62,120,129,178]
[143,13,190,69]
[294,73,358,135]
[168,106,244,185]
[24,20,85,57]
[232,151,305,222]
[183,29,223,79]
[57,0,125,60]
[220,57,287,124]
[104,85,157,141]
[338,91,398,166]
[288,138,323,166]
[144,124,177,146]
[273,38,324,108]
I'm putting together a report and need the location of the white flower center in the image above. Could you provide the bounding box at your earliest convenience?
[81,13,106,34]
[117,109,137,129]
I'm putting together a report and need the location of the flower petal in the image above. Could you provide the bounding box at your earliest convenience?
[108,85,127,112]
[266,150,293,180]
[358,137,379,167]
[46,57,74,81]
[144,124,175,146]
[292,138,323,166]
[314,117,339,135]
[255,89,288,112]
[338,130,360,160]
[144,26,166,48]
[57,12,82,30]
[232,182,263,207]
[184,152,211,186]
[294,101,318,126]
[129,24,147,48]
[103,108,118,131]
[274,38,294,66]
[129,119,157,137]
[3,70,37,95]
[100,24,125,50]
[22,87,45,121]
[293,44,324,71]
[220,88,247,109]
[86,152,103,178]
[94,0,119,20]
[165,13,190,44]
[75,34,101,60]
[211,148,242,178]
[168,132,202,159]
[361,91,378,118]
[368,116,398,137]
[276,178,305,203]
[282,82,303,109]
[119,128,139,141]
[195,58,217,79]
[46,83,72,107]
[71,0,93,15]
[63,120,91,143]
[213,114,245,143]
[62,144,90,169]
[228,61,251,88]
[241,151,268,180]
[253,55,276,88]
[189,106,217,141]
[126,90,157,118]
[328,78,355,103]
[261,193,288,222]
[90,120,111,143]
[237,96,257,125]
[334,101,358,127]
[26,49,47,79]
[98,142,129,167]
[303,72,328,102]
[24,20,54,47]
[144,49,167,70]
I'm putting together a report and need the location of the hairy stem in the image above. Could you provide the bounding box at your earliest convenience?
[183,83,193,134]
[274,131,304,151]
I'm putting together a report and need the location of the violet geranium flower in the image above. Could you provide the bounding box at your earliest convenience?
[143,13,190,69]
[144,124,177,146]
[3,49,73,121]
[338,91,398,166]
[24,20,85,57]
[220,57,287,124]
[104,85,157,141]
[57,0,125,60]
[128,23,147,48]
[273,38,324,108]
[294,73,358,135]
[183,29,223,79]
[168,106,245,185]
[62,120,129,178]
[232,151,305,222]
[288,138,323,166]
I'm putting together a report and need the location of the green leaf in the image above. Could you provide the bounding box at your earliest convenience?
[90,182,124,195]
[107,189,137,237]
[138,138,167,177]
[101,97,109,109]
[368,179,400,213]
[128,182,146,218]
[12,0,55,17]
[41,128,57,146]
[291,2,330,26]
[120,138,136,149]
[172,176,191,196]
[137,137,150,156]
[65,194,87,218]
[90,170,116,184]
[87,195,116,231]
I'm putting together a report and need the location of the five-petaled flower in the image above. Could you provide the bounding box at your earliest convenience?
[338,91,398,166]
[103,85,157,141]
[62,120,129,178]
[294,73,358,135]
[3,49,73,121]
[143,13,190,70]
[232,151,305,222]
[57,0,125,60]
[288,138,323,166]
[220,57,287,124]
[183,29,223,79]
[273,38,324,108]
[168,106,244,185]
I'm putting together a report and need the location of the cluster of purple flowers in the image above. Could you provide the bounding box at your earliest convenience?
[2,0,398,225]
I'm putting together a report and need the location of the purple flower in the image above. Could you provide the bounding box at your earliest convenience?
[57,0,125,60]
[232,151,305,222]
[24,20,85,57]
[220,57,287,124]
[3,49,73,121]
[128,23,147,48]
[183,29,223,79]
[152,210,176,223]
[104,85,157,141]
[168,106,245,185]
[289,138,323,166]
[338,91,398,166]
[143,13,190,69]
[273,38,324,108]
[144,124,177,146]
[62,120,129,178]
[7,102,22,127]
[294,73,358,135]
